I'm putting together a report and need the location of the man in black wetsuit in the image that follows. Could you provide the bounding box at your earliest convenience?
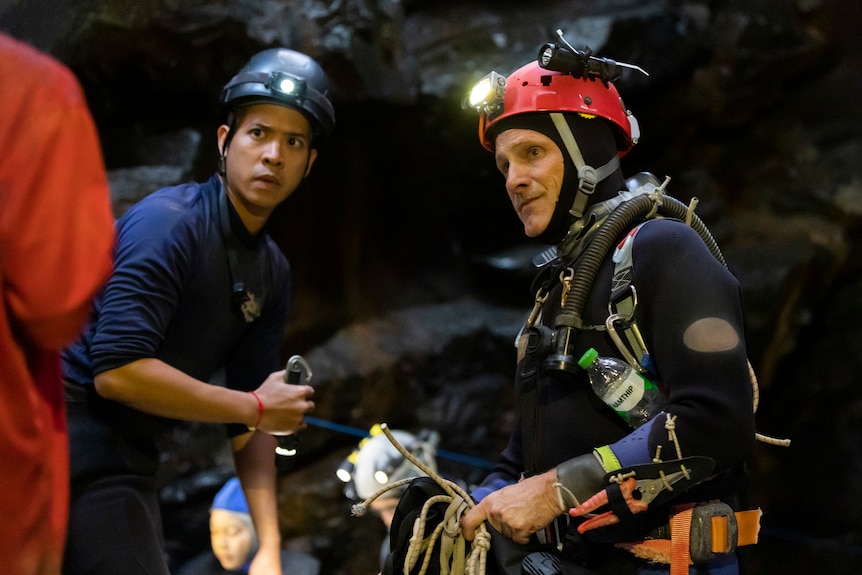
[62,48,335,575]
[459,43,760,574]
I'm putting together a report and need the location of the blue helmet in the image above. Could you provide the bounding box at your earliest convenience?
[212,477,248,515]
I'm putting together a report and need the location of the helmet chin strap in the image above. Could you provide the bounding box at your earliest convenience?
[549,112,620,219]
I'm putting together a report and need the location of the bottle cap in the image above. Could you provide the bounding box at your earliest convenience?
[578,347,599,369]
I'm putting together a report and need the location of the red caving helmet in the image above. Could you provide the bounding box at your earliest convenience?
[471,60,638,155]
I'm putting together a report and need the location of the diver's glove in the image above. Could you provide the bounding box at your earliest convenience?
[554,451,609,511]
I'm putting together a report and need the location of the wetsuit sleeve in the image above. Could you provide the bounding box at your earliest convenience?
[89,197,200,375]
[472,422,523,501]
[606,218,755,471]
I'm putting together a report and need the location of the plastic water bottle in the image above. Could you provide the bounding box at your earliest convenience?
[578,348,665,428]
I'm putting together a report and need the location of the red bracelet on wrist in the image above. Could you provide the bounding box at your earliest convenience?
[248,391,264,430]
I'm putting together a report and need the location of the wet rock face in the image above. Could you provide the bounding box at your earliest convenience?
[4,0,861,572]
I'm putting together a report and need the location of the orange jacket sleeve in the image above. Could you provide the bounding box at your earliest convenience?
[0,33,115,351]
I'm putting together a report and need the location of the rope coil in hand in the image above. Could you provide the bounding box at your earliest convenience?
[350,423,490,575]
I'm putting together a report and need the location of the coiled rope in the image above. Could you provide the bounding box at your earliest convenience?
[350,423,490,575]
[749,360,791,446]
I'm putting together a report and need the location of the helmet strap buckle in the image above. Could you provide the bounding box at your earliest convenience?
[569,164,597,219]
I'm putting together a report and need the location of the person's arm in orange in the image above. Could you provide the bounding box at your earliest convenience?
[0,33,115,350]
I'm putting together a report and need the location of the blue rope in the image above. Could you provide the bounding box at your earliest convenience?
[305,416,497,470]
[304,416,367,438]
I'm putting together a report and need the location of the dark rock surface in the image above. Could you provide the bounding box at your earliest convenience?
[3,0,861,572]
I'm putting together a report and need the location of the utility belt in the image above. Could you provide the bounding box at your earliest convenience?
[534,500,760,571]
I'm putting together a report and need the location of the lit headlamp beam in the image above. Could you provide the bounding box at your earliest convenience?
[269,71,307,100]
[468,77,494,109]
[463,71,506,118]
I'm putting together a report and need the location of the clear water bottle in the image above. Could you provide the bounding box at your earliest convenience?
[578,348,665,428]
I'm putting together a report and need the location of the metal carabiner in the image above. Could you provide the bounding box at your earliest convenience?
[559,267,574,307]
[605,314,642,369]
[514,288,549,347]
[606,285,650,372]
[285,355,313,385]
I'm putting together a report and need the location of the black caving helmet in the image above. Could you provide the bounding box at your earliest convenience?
[221,48,336,144]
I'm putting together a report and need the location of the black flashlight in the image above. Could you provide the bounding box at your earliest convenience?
[537,29,648,83]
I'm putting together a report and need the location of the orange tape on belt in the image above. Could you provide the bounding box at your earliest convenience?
[670,504,695,575]
[614,507,761,568]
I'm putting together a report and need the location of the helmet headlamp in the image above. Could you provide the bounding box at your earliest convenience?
[269,70,306,101]
[223,70,308,105]
[336,455,355,483]
[464,71,506,120]
[374,469,390,485]
[536,30,648,84]
[538,44,559,69]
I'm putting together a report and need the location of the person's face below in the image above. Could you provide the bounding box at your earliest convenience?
[218,103,318,226]
[494,128,565,238]
[370,496,400,529]
[210,509,254,570]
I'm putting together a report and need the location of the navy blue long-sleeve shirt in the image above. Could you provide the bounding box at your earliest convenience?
[63,174,291,451]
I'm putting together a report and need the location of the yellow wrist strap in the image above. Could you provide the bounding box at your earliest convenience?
[594,445,622,472]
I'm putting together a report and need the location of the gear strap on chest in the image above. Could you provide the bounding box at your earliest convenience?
[539,177,726,374]
[516,175,790,459]
[607,223,652,373]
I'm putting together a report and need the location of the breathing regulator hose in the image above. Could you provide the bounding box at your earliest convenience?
[546,188,725,373]
[544,187,790,447]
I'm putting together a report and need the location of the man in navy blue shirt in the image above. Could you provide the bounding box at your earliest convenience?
[62,48,336,575]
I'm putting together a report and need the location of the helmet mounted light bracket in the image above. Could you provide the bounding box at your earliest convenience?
[539,29,649,84]
[222,70,308,104]
[463,70,507,118]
